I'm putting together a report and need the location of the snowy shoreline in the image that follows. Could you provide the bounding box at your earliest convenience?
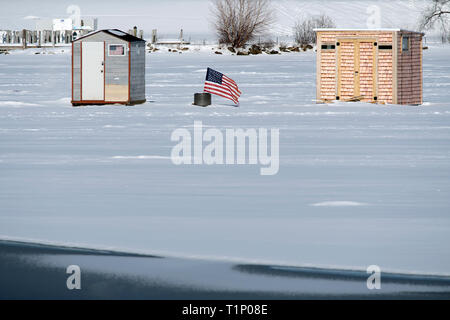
[2,236,450,278]
[1,239,450,299]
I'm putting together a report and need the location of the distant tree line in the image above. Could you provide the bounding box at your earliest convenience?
[420,0,450,43]
[211,0,275,48]
[293,14,335,46]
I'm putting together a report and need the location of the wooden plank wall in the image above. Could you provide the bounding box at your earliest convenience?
[378,46,393,104]
[317,31,394,104]
[358,41,375,102]
[338,41,355,100]
[319,48,337,101]
[397,32,423,105]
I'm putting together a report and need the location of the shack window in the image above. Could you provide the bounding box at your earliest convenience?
[321,44,336,50]
[402,36,410,52]
[108,44,126,56]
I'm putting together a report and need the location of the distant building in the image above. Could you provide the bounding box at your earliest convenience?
[0,16,98,47]
[51,19,73,32]
[35,17,98,40]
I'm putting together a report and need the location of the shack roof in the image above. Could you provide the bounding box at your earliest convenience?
[73,29,146,42]
[314,28,425,35]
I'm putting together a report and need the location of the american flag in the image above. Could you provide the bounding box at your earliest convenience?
[204,68,241,104]
[109,45,124,56]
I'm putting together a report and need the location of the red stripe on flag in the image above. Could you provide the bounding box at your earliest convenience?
[204,84,235,98]
[204,86,238,103]
[204,88,238,104]
[223,83,241,98]
[204,85,238,104]
[222,81,241,97]
[223,76,241,93]
[205,85,239,102]
[222,76,238,87]
[205,82,240,102]
[223,75,237,85]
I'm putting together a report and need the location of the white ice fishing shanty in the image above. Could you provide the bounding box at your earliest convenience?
[71,29,146,106]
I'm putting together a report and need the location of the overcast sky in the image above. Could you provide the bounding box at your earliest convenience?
[0,0,428,39]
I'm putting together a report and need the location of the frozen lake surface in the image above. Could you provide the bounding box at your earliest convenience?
[1,47,450,275]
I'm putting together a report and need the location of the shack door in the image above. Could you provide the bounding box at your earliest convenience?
[338,40,377,102]
[82,42,104,101]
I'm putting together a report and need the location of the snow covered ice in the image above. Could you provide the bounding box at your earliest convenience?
[1,46,450,275]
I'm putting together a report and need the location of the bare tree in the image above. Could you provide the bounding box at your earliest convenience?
[420,0,450,42]
[211,0,275,48]
[294,14,335,46]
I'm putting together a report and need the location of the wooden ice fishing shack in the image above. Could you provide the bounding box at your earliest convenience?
[71,29,146,106]
[315,29,424,105]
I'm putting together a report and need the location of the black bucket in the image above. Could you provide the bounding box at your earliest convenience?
[194,93,212,107]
